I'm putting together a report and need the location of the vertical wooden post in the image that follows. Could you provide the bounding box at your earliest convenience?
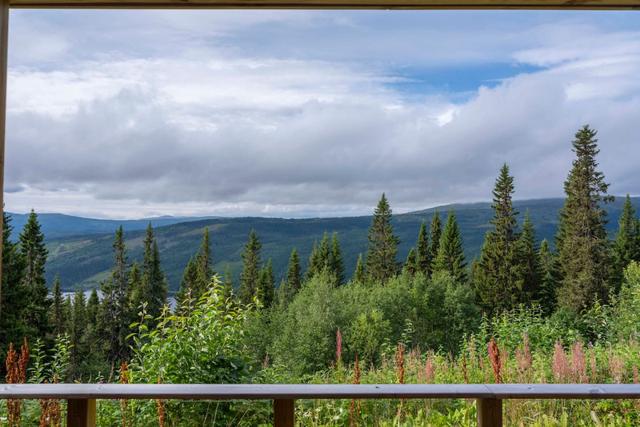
[67,399,97,427]
[274,399,294,427]
[0,0,9,324]
[477,398,502,427]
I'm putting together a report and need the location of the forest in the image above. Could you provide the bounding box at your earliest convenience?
[2,124,640,426]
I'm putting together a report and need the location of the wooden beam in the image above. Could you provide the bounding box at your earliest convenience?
[67,399,97,427]
[0,0,8,325]
[8,0,640,9]
[273,399,295,427]
[477,398,502,427]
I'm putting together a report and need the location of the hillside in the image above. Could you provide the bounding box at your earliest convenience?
[7,212,214,239]
[41,197,637,292]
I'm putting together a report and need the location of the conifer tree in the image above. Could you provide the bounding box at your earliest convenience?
[0,212,27,349]
[353,253,366,283]
[474,164,523,315]
[612,195,640,291]
[69,290,86,379]
[239,230,262,305]
[330,233,345,285]
[137,225,168,320]
[307,233,330,279]
[50,276,66,337]
[99,226,131,365]
[19,210,50,340]
[415,222,430,275]
[223,265,234,301]
[428,212,442,275]
[518,212,541,303]
[538,239,558,315]
[177,257,198,308]
[86,289,100,327]
[127,262,142,323]
[403,247,417,276]
[366,193,400,283]
[286,248,302,295]
[556,126,613,313]
[433,211,467,283]
[195,227,214,294]
[258,259,275,308]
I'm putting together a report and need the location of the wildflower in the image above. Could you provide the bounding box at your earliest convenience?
[570,341,587,383]
[552,341,569,383]
[336,328,343,365]
[488,338,502,384]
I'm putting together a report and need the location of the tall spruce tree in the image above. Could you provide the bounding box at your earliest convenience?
[50,276,66,337]
[258,259,275,308]
[538,239,558,315]
[307,233,330,279]
[353,253,366,283]
[612,195,640,291]
[366,194,400,283]
[415,222,430,276]
[428,212,442,275]
[0,212,27,349]
[19,210,50,340]
[474,164,523,315]
[177,257,198,309]
[286,248,302,295]
[330,233,345,285]
[433,211,467,283]
[69,290,87,379]
[518,212,541,303]
[195,227,214,294]
[239,230,262,305]
[403,247,418,276]
[99,226,131,365]
[143,238,168,320]
[556,125,613,313]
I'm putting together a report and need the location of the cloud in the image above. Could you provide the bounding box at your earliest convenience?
[5,11,640,218]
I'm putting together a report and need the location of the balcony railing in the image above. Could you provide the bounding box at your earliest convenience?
[2,383,640,427]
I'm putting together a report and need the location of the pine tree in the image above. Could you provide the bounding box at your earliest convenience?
[223,265,234,301]
[50,276,66,337]
[538,239,558,315]
[195,227,214,295]
[69,290,87,379]
[433,211,467,283]
[474,164,523,315]
[258,259,275,308]
[137,225,168,320]
[415,222,430,276]
[330,233,345,285]
[428,212,442,275]
[612,195,640,291]
[86,289,100,327]
[177,257,198,309]
[307,233,331,280]
[0,212,27,349]
[403,247,417,276]
[286,249,302,295]
[239,230,262,305]
[353,253,366,283]
[19,210,50,340]
[518,212,541,303]
[99,226,131,365]
[556,125,613,313]
[127,262,142,323]
[366,193,400,283]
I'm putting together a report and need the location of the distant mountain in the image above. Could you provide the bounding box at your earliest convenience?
[37,197,638,292]
[7,212,215,239]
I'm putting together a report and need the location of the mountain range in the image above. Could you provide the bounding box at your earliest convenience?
[7,197,638,292]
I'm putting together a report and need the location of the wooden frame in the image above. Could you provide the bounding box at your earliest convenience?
[7,0,640,9]
[2,383,640,427]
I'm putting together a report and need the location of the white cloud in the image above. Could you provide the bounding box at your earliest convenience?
[5,11,640,218]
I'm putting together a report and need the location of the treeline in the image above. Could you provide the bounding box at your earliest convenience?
[1,124,640,381]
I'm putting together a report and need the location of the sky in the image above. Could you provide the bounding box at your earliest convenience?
[4,10,640,219]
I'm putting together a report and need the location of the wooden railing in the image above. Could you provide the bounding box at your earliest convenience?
[2,383,640,427]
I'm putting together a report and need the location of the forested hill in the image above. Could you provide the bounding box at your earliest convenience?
[36,197,637,291]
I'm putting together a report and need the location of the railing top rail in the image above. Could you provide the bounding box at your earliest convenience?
[2,384,640,400]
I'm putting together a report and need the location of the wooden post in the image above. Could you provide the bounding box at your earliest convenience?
[67,399,97,427]
[477,398,502,427]
[273,398,294,427]
[0,0,8,326]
